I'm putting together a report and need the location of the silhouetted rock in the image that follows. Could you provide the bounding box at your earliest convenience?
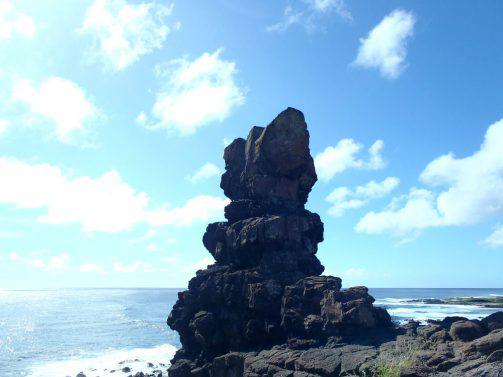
[166,108,503,376]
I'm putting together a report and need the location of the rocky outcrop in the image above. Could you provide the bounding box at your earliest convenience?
[167,108,392,376]
[166,108,503,376]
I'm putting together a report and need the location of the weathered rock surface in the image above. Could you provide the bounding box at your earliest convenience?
[166,108,503,376]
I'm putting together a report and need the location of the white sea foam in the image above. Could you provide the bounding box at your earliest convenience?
[27,343,177,377]
[377,298,500,324]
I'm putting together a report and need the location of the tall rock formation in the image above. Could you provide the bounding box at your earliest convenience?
[167,108,392,376]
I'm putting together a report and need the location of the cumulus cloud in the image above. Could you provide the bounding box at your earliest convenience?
[0,157,228,232]
[11,77,98,143]
[140,49,245,135]
[80,263,107,275]
[314,139,386,182]
[187,162,221,183]
[483,225,503,248]
[354,9,415,79]
[356,119,503,243]
[356,188,442,243]
[0,0,36,40]
[80,0,176,71]
[326,177,399,217]
[147,195,229,227]
[267,0,352,33]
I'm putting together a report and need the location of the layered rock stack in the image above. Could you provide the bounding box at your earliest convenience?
[167,108,392,376]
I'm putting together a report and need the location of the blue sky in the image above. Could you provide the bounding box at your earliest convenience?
[1,0,502,289]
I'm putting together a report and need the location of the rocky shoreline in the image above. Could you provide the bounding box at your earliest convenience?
[165,108,503,377]
[70,312,503,376]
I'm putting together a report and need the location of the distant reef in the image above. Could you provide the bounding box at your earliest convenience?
[407,297,503,309]
[166,108,503,377]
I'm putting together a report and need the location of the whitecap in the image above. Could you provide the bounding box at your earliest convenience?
[27,343,177,377]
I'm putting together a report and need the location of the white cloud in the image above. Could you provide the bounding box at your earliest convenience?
[114,261,140,273]
[140,49,245,135]
[223,137,232,147]
[355,188,442,242]
[483,225,503,248]
[0,157,228,232]
[80,0,175,71]
[354,176,400,198]
[189,256,215,272]
[0,0,36,40]
[354,9,415,79]
[327,176,399,217]
[7,252,70,271]
[11,77,98,142]
[187,162,221,183]
[147,195,229,227]
[315,139,386,182]
[267,6,303,33]
[356,118,503,243]
[80,263,107,274]
[114,261,154,273]
[267,0,352,33]
[419,120,503,226]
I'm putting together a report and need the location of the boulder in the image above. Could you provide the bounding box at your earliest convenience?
[449,320,485,342]
[482,312,503,332]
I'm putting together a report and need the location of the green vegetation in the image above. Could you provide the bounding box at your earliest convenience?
[368,338,429,377]
[371,363,401,377]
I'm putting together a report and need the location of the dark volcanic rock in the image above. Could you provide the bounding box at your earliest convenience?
[166,108,392,376]
[449,320,485,341]
[166,107,503,376]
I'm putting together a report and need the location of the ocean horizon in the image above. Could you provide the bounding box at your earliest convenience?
[1,287,502,377]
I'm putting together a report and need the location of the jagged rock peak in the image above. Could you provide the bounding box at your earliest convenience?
[220,108,317,215]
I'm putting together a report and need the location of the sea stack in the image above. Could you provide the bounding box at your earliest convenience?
[167,108,392,376]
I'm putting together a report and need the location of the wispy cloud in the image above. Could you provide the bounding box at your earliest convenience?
[80,0,177,72]
[354,9,415,79]
[114,261,146,273]
[314,139,386,182]
[186,162,221,183]
[267,0,352,33]
[139,49,245,135]
[188,256,214,273]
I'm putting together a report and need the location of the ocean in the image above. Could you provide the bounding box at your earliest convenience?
[1,287,502,377]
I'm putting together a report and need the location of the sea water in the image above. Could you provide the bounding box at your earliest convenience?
[1,288,502,377]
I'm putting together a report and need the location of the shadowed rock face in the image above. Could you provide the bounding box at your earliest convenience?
[166,108,393,376]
